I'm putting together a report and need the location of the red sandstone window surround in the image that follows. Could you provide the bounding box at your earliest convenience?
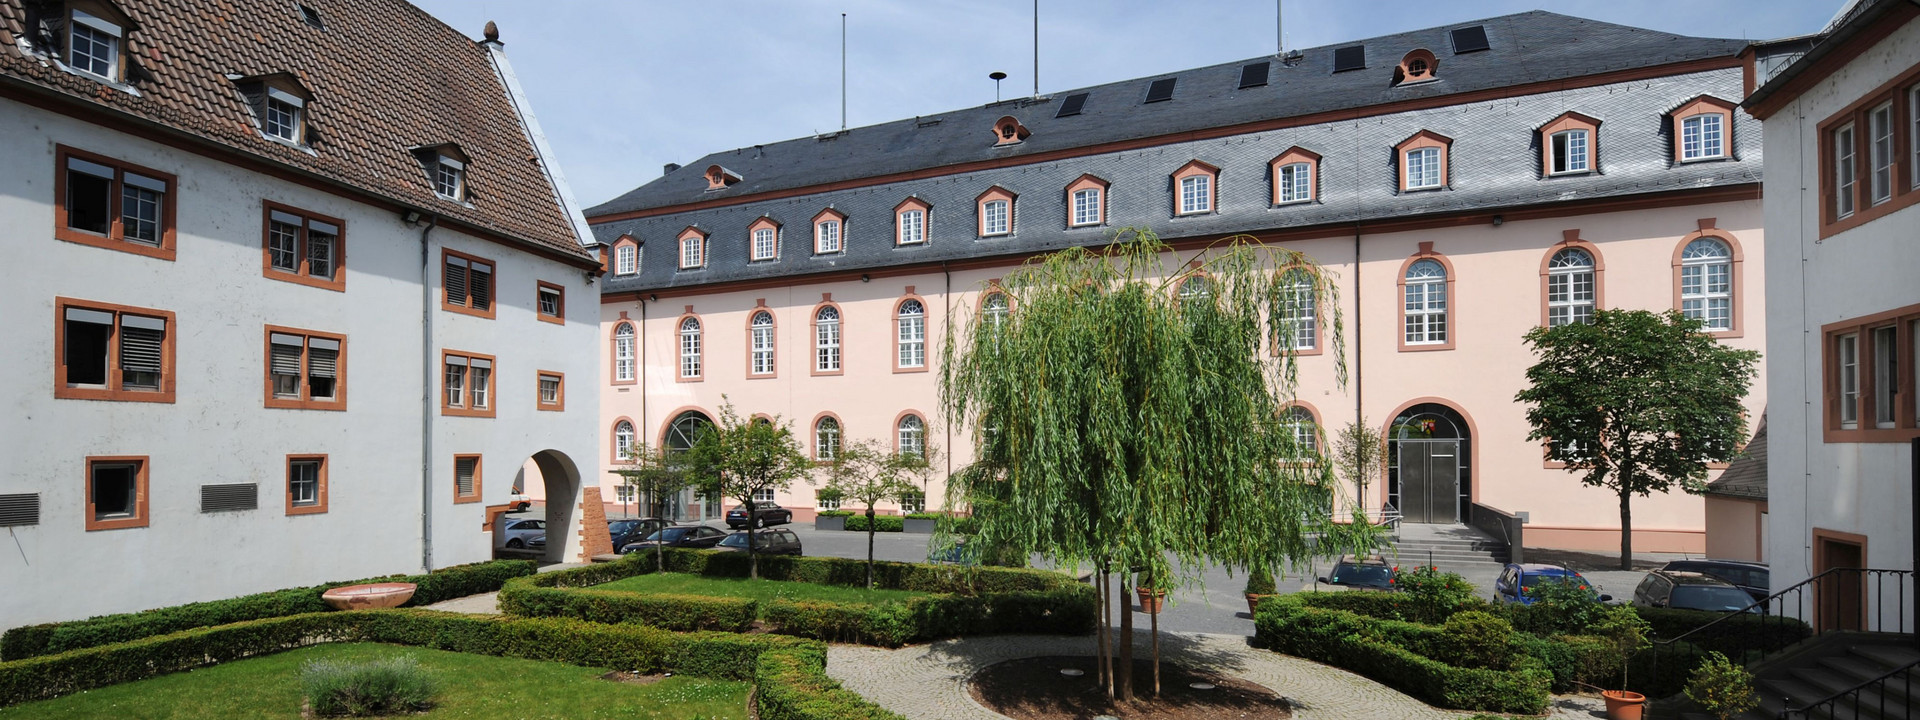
[1817,61,1920,239]
[1066,174,1109,227]
[453,454,482,504]
[537,370,564,411]
[613,235,640,275]
[1172,160,1219,216]
[86,454,149,531]
[611,321,636,385]
[1670,221,1744,338]
[1539,112,1601,177]
[263,201,346,292]
[976,186,1016,237]
[1269,147,1320,206]
[677,226,709,269]
[1670,95,1735,163]
[286,454,328,516]
[1395,49,1438,85]
[747,303,777,379]
[749,216,781,261]
[1822,303,1920,444]
[53,145,177,260]
[813,209,846,254]
[895,198,930,246]
[56,296,176,403]
[1397,243,1456,352]
[263,325,346,411]
[537,281,565,325]
[442,248,495,318]
[1396,130,1452,192]
[441,349,497,418]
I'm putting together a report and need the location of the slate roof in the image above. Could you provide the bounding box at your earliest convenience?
[1706,414,1767,500]
[0,0,590,260]
[589,10,1746,218]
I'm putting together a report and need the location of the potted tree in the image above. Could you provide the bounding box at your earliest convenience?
[1136,571,1168,614]
[1592,606,1653,720]
[1243,565,1278,615]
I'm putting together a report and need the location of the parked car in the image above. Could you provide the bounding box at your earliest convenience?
[1632,570,1758,613]
[1493,563,1612,605]
[725,504,794,529]
[1317,555,1397,591]
[608,518,671,553]
[506,491,532,513]
[1659,559,1769,604]
[715,528,803,556]
[527,534,546,551]
[620,525,727,553]
[496,517,545,549]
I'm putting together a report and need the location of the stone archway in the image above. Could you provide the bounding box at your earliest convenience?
[527,449,583,563]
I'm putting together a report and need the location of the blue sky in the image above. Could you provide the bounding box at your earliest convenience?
[412,0,1837,208]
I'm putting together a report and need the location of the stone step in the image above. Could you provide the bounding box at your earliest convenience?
[1852,644,1920,670]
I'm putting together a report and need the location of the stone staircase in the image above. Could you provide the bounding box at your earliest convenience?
[1680,634,1920,720]
[1387,523,1510,569]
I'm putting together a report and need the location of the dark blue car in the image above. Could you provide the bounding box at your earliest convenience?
[1493,563,1612,605]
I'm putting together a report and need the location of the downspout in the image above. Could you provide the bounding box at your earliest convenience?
[942,261,953,488]
[1353,223,1365,513]
[418,215,439,572]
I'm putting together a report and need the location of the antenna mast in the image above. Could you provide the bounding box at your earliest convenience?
[841,13,847,131]
[1032,0,1039,97]
[1276,0,1283,55]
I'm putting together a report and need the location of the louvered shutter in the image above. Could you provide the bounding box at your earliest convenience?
[469,261,493,310]
[307,338,338,378]
[269,333,303,373]
[454,457,478,496]
[119,316,165,386]
[445,256,469,306]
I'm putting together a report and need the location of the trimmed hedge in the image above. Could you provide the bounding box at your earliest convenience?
[0,609,900,719]
[0,560,534,661]
[655,547,1075,594]
[1636,607,1811,658]
[1255,594,1551,714]
[843,515,903,533]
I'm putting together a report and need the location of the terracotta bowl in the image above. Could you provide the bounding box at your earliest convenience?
[321,582,417,611]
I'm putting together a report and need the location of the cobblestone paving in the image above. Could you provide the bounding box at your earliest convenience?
[827,630,1607,720]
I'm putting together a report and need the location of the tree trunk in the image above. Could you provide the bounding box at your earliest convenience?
[1150,589,1161,697]
[1618,486,1633,571]
[1095,569,1108,693]
[746,498,759,580]
[1119,573,1134,702]
[865,508,877,589]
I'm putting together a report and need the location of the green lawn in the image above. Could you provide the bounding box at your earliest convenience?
[0,643,748,720]
[595,572,933,605]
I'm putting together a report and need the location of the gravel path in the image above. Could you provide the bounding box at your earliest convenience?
[826,630,1608,720]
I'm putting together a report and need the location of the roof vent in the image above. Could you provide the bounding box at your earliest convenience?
[663,162,681,175]
[1055,92,1089,118]
[1238,62,1271,89]
[1332,45,1366,73]
[916,118,942,128]
[1451,26,1490,54]
[704,165,743,190]
[298,4,324,29]
[1144,78,1177,104]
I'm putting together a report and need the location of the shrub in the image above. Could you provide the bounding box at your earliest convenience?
[498,583,757,632]
[1244,566,1276,596]
[0,560,535,661]
[903,513,940,520]
[649,548,1073,594]
[1509,577,1609,636]
[843,515,903,533]
[301,655,439,717]
[1685,651,1759,720]
[1441,611,1516,670]
[1395,565,1479,623]
[815,510,853,519]
[1635,607,1810,659]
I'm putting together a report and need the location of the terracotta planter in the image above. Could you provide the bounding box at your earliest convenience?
[321,582,417,611]
[1137,587,1167,614]
[1601,689,1646,720]
[1244,593,1276,615]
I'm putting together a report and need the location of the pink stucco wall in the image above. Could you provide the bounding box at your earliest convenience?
[598,198,1765,552]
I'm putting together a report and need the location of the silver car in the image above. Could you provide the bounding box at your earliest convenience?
[496,517,545,549]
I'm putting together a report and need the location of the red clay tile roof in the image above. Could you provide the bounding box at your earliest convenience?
[0,0,590,261]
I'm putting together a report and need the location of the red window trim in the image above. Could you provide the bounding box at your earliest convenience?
[746,300,778,380]
[1064,174,1109,228]
[262,324,348,411]
[53,145,178,261]
[85,455,150,531]
[748,216,782,260]
[440,349,498,418]
[1537,230,1606,329]
[677,226,709,269]
[610,318,638,386]
[1822,303,1920,444]
[536,280,566,325]
[892,289,930,374]
[1539,112,1602,177]
[1816,61,1920,239]
[54,296,177,403]
[975,186,1016,237]
[893,198,931,246]
[1670,95,1737,164]
[811,296,845,377]
[537,370,565,411]
[261,200,347,292]
[1396,242,1457,352]
[452,454,483,504]
[1268,147,1321,206]
[1395,130,1453,193]
[1668,221,1745,339]
[441,247,497,318]
[1171,160,1220,217]
[812,209,847,254]
[285,454,329,516]
[675,307,705,383]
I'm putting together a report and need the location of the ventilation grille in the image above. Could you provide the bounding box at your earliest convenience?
[0,494,40,527]
[1451,26,1491,54]
[1238,62,1270,89]
[200,483,258,513]
[1143,78,1176,104]
[1332,45,1366,73]
[1055,92,1089,118]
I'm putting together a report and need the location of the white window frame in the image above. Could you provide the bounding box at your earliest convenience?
[613,324,635,382]
[1284,407,1319,459]
[615,420,635,461]
[433,156,465,201]
[750,312,775,376]
[752,227,778,260]
[538,373,561,405]
[289,458,322,507]
[1681,114,1724,161]
[1835,122,1857,219]
[67,9,121,82]
[981,199,1010,236]
[1910,87,1920,190]
[615,244,638,275]
[897,300,926,369]
[815,417,841,461]
[816,219,841,253]
[1872,326,1898,429]
[1279,271,1316,351]
[1679,239,1733,332]
[815,306,841,372]
[1404,147,1442,190]
[1277,162,1312,204]
[1071,188,1101,226]
[1838,333,1859,429]
[1546,248,1596,327]
[897,209,925,245]
[679,235,703,269]
[263,89,305,144]
[897,415,926,458]
[1550,129,1590,174]
[1403,259,1448,345]
[1869,101,1894,206]
[678,317,702,379]
[1178,174,1212,214]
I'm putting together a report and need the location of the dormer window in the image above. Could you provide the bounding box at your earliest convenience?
[22,2,139,85]
[1539,112,1600,177]
[1066,174,1109,228]
[749,217,781,260]
[991,116,1031,147]
[704,165,743,190]
[410,145,469,202]
[1394,49,1438,86]
[677,228,707,270]
[236,74,315,146]
[264,91,303,142]
[894,198,930,246]
[976,186,1016,237]
[1670,96,1736,163]
[68,9,121,80]
[813,209,846,254]
[1395,130,1453,192]
[1171,160,1219,216]
[1269,147,1321,206]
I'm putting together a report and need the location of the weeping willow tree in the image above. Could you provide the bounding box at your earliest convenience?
[941,228,1382,700]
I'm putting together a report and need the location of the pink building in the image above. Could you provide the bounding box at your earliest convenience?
[587,12,1767,552]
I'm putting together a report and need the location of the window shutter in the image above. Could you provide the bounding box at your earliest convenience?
[469,261,493,310]
[445,256,468,305]
[307,338,339,378]
[454,457,478,496]
[119,316,165,375]
[270,333,304,376]
[200,483,258,513]
[0,493,39,527]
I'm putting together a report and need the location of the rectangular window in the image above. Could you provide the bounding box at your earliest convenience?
[1838,333,1859,429]
[1873,326,1898,428]
[1281,277,1317,351]
[1277,163,1312,204]
[816,221,841,253]
[898,210,925,244]
[982,200,1009,236]
[1912,87,1920,190]
[616,244,638,274]
[1072,189,1100,226]
[264,327,345,410]
[753,228,778,259]
[453,455,482,503]
[55,147,176,259]
[1551,130,1589,174]
[67,10,120,80]
[433,156,465,200]
[86,456,147,531]
[1682,114,1724,160]
[57,298,174,403]
[899,492,925,514]
[1405,148,1441,189]
[537,282,565,324]
[442,249,495,317]
[287,455,327,515]
[537,371,564,411]
[442,351,496,418]
[752,488,776,505]
[1404,280,1448,345]
[1869,102,1894,206]
[263,90,304,143]
[261,203,343,291]
[680,236,704,268]
[1179,175,1212,214]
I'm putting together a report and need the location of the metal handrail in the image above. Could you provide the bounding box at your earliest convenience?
[1777,656,1920,719]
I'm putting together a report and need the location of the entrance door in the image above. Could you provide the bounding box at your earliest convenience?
[1815,535,1865,631]
[1400,440,1460,523]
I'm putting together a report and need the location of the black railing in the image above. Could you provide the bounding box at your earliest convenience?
[1647,568,1913,700]
[1778,657,1920,719]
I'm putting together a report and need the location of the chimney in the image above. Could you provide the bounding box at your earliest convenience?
[663,163,681,175]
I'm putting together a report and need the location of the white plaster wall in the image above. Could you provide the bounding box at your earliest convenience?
[1762,18,1920,602]
[0,98,599,625]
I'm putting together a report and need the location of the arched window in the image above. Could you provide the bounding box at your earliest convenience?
[897,299,926,369]
[1278,269,1316,351]
[749,311,774,376]
[1283,406,1319,458]
[1178,275,1212,301]
[815,416,841,461]
[1403,258,1448,345]
[1679,238,1733,331]
[1546,248,1596,327]
[678,317,702,379]
[614,420,635,461]
[613,323,634,382]
[814,306,841,372]
[664,410,713,455]
[897,414,926,458]
[982,292,1010,330]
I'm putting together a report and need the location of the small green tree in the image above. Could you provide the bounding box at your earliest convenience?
[1686,651,1759,720]
[1331,418,1384,516]
[683,400,814,579]
[1517,309,1758,570]
[609,443,694,571]
[824,437,938,588]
